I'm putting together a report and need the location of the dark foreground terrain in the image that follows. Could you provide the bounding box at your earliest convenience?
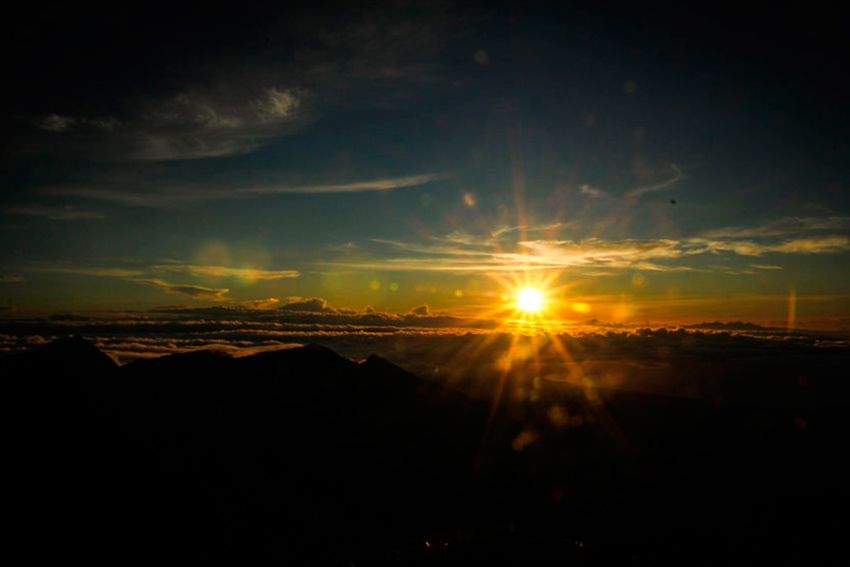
[4,336,849,564]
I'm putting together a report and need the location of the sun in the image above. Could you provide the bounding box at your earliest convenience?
[481,271,565,326]
[518,288,544,312]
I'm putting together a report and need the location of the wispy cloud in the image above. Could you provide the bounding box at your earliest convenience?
[30,267,146,277]
[241,173,445,195]
[2,203,105,220]
[579,184,608,199]
[685,216,850,256]
[153,264,300,280]
[125,87,308,161]
[29,87,307,163]
[624,164,684,200]
[255,87,301,122]
[42,173,444,208]
[133,279,230,301]
[701,216,850,239]
[770,236,850,254]
[128,133,264,162]
[690,235,850,256]
[0,275,25,283]
[34,114,76,132]
[576,165,684,203]
[33,114,121,133]
[329,236,690,274]
[40,185,235,208]
[329,215,850,274]
[518,238,684,263]
[490,223,564,240]
[21,262,299,282]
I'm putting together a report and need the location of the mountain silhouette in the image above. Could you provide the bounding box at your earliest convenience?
[3,337,847,564]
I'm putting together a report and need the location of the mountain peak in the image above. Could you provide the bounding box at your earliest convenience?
[360,353,394,368]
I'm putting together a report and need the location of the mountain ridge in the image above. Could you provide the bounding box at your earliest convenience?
[4,335,847,564]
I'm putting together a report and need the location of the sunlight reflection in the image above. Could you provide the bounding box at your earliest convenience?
[787,286,796,330]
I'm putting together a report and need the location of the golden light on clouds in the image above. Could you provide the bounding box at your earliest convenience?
[571,302,591,314]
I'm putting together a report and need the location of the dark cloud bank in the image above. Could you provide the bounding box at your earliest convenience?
[2,297,848,407]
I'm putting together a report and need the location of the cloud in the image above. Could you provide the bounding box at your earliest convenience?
[25,88,308,164]
[42,173,444,208]
[3,314,846,401]
[147,298,499,331]
[331,236,689,273]
[630,262,697,272]
[30,267,146,277]
[0,276,25,283]
[331,213,850,276]
[624,164,684,200]
[241,173,445,195]
[164,93,245,128]
[770,235,850,254]
[410,304,430,316]
[683,216,850,257]
[87,116,122,131]
[2,203,105,220]
[129,132,264,162]
[518,238,683,264]
[580,184,608,198]
[33,114,121,133]
[40,185,236,208]
[18,262,299,285]
[35,114,76,132]
[19,6,458,168]
[691,235,850,256]
[123,87,308,161]
[278,298,337,313]
[243,298,280,309]
[701,216,850,239]
[255,87,301,121]
[26,6,453,163]
[153,264,300,281]
[575,166,681,204]
[133,279,230,301]
[489,223,565,241]
[684,321,767,331]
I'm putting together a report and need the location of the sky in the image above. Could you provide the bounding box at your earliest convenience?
[2,0,849,328]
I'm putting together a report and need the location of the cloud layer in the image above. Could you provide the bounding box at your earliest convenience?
[2,203,106,221]
[41,173,445,208]
[133,279,230,301]
[2,300,847,405]
[327,216,850,274]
